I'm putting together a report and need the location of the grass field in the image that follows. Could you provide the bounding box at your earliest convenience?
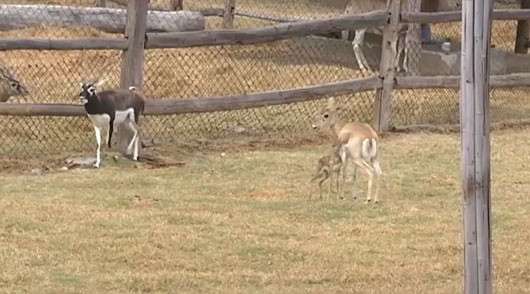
[1,127,530,293]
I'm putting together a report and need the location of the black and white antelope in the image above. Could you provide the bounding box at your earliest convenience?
[79,79,145,168]
[0,65,28,102]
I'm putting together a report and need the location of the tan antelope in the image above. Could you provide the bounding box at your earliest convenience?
[342,0,461,72]
[309,143,343,201]
[0,65,28,102]
[312,98,382,204]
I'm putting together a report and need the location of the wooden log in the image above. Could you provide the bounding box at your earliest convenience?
[3,72,530,117]
[393,118,530,133]
[391,123,460,133]
[0,5,205,33]
[489,73,530,87]
[223,0,235,29]
[492,9,530,20]
[461,0,493,292]
[146,10,389,49]
[0,38,128,51]
[372,0,400,132]
[118,0,148,156]
[395,75,460,88]
[515,0,530,54]
[233,9,309,22]
[0,76,381,116]
[402,9,530,23]
[2,73,530,117]
[401,11,461,23]
[396,73,530,89]
[146,76,381,115]
[200,8,225,17]
[109,0,168,11]
[0,103,85,116]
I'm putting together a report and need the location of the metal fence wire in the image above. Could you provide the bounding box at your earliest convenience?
[0,0,530,160]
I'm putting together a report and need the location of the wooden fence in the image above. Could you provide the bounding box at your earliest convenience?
[2,0,530,135]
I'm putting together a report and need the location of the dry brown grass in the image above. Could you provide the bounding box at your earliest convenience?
[1,127,530,293]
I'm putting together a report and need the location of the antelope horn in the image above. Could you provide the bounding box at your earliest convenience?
[94,78,108,88]
[327,97,336,111]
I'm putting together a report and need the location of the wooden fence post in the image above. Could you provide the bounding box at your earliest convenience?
[372,0,400,132]
[223,0,235,29]
[405,0,421,75]
[171,0,183,11]
[460,0,493,292]
[515,0,530,54]
[118,0,148,157]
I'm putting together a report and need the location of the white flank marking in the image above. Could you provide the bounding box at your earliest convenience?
[115,108,135,125]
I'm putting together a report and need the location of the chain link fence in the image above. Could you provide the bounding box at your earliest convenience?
[1,0,530,161]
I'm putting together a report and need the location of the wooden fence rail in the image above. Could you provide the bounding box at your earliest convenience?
[0,10,388,51]
[2,73,530,117]
[0,38,128,51]
[0,76,381,116]
[4,9,530,51]
[395,73,530,89]
[402,8,530,23]
[233,9,309,22]
[145,10,387,48]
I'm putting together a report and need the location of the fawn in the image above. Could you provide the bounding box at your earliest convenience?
[309,143,343,201]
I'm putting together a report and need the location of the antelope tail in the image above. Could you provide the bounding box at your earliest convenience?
[361,138,378,162]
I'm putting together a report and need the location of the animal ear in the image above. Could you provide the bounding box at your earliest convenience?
[0,66,14,80]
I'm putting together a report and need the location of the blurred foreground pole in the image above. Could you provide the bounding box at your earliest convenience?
[460,0,493,293]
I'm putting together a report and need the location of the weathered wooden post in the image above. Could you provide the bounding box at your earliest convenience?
[460,0,493,292]
[223,0,235,29]
[118,0,148,156]
[171,0,183,11]
[405,0,421,75]
[515,0,530,54]
[372,0,400,132]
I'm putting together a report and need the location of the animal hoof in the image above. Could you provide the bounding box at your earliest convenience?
[364,199,371,204]
[93,163,100,168]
